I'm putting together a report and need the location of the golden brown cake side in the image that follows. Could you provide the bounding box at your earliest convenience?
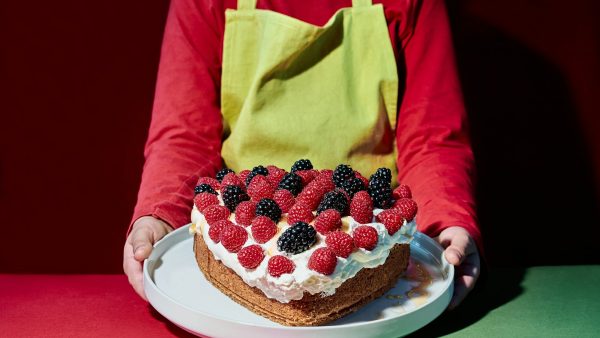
[194,233,410,326]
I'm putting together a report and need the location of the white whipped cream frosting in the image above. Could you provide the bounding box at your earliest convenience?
[190,204,416,303]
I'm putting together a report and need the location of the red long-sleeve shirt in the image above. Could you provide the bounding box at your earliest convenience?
[131,0,482,250]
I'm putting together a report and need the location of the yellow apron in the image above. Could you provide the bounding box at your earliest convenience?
[220,0,399,179]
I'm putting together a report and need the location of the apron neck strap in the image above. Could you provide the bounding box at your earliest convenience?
[238,0,257,10]
[352,0,372,7]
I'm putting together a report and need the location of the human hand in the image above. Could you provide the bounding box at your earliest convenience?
[435,226,480,309]
[123,216,173,300]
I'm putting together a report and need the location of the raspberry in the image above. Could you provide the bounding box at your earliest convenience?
[353,225,378,251]
[239,170,251,185]
[221,172,244,188]
[325,231,354,258]
[277,222,316,254]
[291,159,313,172]
[203,205,231,225]
[247,175,275,202]
[313,209,341,235]
[250,216,278,243]
[314,171,335,192]
[268,255,295,277]
[272,189,295,213]
[194,192,219,212]
[350,191,374,224]
[393,198,418,222]
[222,185,250,212]
[215,168,234,183]
[220,224,248,253]
[376,209,404,235]
[237,245,265,269]
[267,165,287,187]
[295,170,317,186]
[296,185,324,210]
[393,184,412,199]
[234,201,256,226]
[308,247,337,275]
[354,170,369,188]
[196,177,220,191]
[208,219,231,243]
[287,202,314,224]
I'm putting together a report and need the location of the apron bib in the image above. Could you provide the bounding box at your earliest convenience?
[221,0,399,179]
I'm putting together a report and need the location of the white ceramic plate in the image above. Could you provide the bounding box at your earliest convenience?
[144,226,453,338]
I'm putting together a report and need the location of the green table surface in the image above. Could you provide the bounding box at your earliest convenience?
[409,265,600,337]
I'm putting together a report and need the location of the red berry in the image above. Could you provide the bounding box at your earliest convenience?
[392,198,418,222]
[197,177,220,191]
[287,202,314,224]
[296,185,324,210]
[354,171,369,188]
[235,201,256,226]
[314,170,335,191]
[325,231,355,258]
[308,247,337,275]
[268,255,295,277]
[208,219,232,243]
[251,216,278,243]
[393,184,412,199]
[313,209,341,235]
[376,209,404,235]
[220,224,248,253]
[267,165,287,186]
[353,225,378,250]
[350,191,374,224]
[247,176,275,202]
[238,170,251,185]
[272,189,295,213]
[296,170,317,186]
[237,245,265,269]
[194,193,219,212]
[221,172,244,188]
[203,205,231,225]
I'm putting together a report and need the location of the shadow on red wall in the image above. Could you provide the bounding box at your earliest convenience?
[0,0,598,273]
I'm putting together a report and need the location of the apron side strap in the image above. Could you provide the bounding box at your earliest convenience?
[238,0,257,10]
[352,0,372,7]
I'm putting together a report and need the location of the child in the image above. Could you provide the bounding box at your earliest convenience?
[124,0,481,310]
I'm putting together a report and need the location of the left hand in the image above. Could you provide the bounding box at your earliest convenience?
[435,226,480,309]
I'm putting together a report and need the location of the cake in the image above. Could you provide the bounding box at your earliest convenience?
[190,160,417,326]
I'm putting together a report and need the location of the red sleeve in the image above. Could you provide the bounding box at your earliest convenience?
[129,0,225,231]
[395,0,483,251]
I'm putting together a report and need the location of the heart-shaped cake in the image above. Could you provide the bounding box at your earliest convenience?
[190,160,417,326]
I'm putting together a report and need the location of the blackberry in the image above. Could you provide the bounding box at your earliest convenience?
[278,173,303,196]
[245,165,269,186]
[221,185,249,212]
[216,168,235,183]
[317,190,349,215]
[291,159,313,172]
[369,168,392,185]
[368,178,393,209]
[332,164,355,187]
[194,183,217,195]
[256,198,282,223]
[340,177,365,197]
[277,222,316,254]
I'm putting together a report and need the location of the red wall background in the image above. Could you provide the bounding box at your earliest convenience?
[1,0,599,273]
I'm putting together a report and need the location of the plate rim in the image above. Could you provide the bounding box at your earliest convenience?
[143,225,454,331]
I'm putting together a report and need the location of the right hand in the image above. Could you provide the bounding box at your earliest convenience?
[123,216,173,300]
